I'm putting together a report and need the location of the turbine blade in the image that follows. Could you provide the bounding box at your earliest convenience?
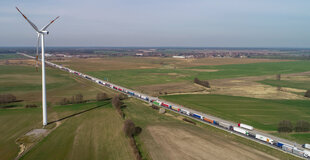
[16,7,40,32]
[41,16,60,31]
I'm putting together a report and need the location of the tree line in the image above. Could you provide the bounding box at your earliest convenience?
[194,78,211,88]
[59,92,109,105]
[278,120,310,133]
[111,94,142,160]
[0,94,17,104]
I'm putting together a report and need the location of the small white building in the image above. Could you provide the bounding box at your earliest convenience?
[172,56,185,59]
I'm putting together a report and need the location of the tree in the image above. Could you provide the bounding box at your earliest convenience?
[75,93,84,103]
[112,95,125,117]
[0,94,17,104]
[295,120,310,132]
[134,126,142,136]
[112,95,122,110]
[118,94,128,100]
[25,104,38,108]
[194,78,199,84]
[305,90,310,98]
[96,92,108,101]
[59,98,69,105]
[124,119,142,137]
[193,77,210,88]
[278,120,293,132]
[124,119,136,137]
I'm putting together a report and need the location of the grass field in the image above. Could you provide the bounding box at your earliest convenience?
[260,79,310,90]
[54,57,287,72]
[123,98,302,160]
[161,94,310,143]
[0,62,121,160]
[87,60,310,88]
[0,107,42,160]
[0,63,115,107]
[0,54,25,60]
[21,101,135,160]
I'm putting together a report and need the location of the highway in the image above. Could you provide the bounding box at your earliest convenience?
[19,53,309,159]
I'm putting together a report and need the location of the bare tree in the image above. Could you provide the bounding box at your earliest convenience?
[305,90,310,98]
[124,119,136,137]
[194,78,210,88]
[0,94,17,104]
[96,92,108,101]
[295,120,310,132]
[59,98,70,105]
[75,94,84,103]
[278,120,293,132]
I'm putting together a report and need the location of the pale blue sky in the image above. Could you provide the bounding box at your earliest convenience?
[0,0,310,47]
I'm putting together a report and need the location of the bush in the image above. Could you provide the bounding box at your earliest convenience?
[129,137,142,160]
[305,90,310,98]
[183,118,196,125]
[118,94,128,100]
[96,92,108,101]
[151,105,159,110]
[194,78,210,88]
[278,120,293,132]
[0,94,17,104]
[25,104,38,108]
[295,120,310,132]
[134,127,142,136]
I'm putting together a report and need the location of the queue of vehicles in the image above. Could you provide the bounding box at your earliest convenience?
[45,61,310,159]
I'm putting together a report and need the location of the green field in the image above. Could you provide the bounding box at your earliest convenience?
[0,54,25,60]
[87,61,310,88]
[21,101,135,160]
[0,107,42,160]
[161,94,310,143]
[259,79,310,90]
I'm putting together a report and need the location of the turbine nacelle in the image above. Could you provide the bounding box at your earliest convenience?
[39,31,49,35]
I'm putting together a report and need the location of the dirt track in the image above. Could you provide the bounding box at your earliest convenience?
[146,125,278,160]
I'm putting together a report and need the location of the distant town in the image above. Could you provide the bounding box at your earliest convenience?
[1,47,310,60]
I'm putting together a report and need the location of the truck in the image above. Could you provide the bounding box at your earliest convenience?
[255,134,273,144]
[233,127,249,136]
[219,122,230,129]
[238,123,253,130]
[180,109,190,115]
[303,144,310,150]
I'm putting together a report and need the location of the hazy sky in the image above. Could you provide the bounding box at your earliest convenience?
[0,0,310,47]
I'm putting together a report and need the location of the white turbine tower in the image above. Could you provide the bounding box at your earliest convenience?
[16,7,60,126]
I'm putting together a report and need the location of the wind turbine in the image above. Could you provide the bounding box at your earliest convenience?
[16,7,60,126]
